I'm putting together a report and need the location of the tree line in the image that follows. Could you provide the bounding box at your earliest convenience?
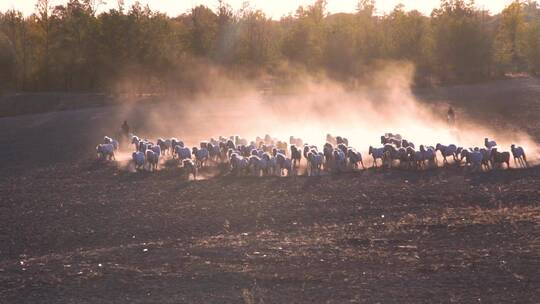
[0,0,539,94]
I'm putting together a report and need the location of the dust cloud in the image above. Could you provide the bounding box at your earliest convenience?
[116,61,540,164]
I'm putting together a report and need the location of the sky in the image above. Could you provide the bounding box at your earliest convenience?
[0,0,514,18]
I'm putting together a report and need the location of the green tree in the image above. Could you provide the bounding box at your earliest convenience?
[48,0,101,90]
[383,6,429,62]
[235,8,279,67]
[0,10,29,89]
[35,0,52,89]
[282,0,327,68]
[354,0,381,75]
[431,0,493,82]
[5,0,540,93]
[524,20,540,74]
[190,5,218,57]
[0,32,16,92]
[214,0,236,64]
[324,13,358,78]
[97,7,129,89]
[495,1,527,72]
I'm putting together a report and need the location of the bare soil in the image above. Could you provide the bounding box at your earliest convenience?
[0,78,539,303]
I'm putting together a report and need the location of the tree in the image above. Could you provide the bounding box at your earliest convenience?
[324,13,358,78]
[282,0,327,67]
[49,0,100,90]
[524,20,540,74]
[97,8,129,89]
[495,1,527,72]
[431,0,493,82]
[0,10,29,89]
[3,0,539,93]
[0,32,16,92]
[235,8,279,67]
[190,5,218,57]
[35,0,52,89]
[383,7,429,61]
[354,0,381,74]
[214,0,236,64]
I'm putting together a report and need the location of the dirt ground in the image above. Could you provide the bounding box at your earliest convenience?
[1,78,539,303]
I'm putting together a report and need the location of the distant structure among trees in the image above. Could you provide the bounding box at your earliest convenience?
[0,0,539,94]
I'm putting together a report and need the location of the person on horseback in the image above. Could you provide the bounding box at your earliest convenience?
[121,120,130,136]
[120,120,130,147]
[447,106,455,127]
